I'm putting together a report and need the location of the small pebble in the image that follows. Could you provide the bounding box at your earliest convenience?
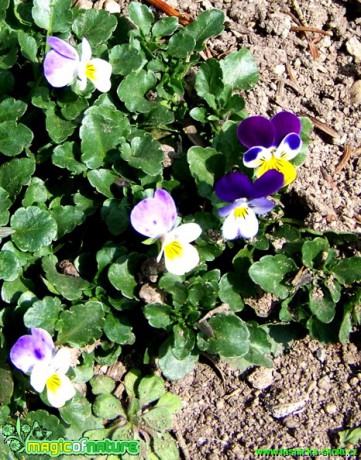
[324,402,337,415]
[318,376,332,391]
[247,368,274,390]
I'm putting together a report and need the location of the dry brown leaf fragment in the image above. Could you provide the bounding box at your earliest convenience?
[144,0,192,26]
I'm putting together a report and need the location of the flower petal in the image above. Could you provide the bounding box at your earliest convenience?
[85,58,112,92]
[237,116,275,149]
[30,361,52,392]
[257,159,297,186]
[81,37,92,63]
[168,223,202,244]
[271,111,301,146]
[46,374,76,408]
[243,146,272,168]
[248,197,275,215]
[215,172,253,202]
[222,205,259,240]
[250,169,284,199]
[47,37,79,60]
[10,328,54,374]
[43,50,79,88]
[275,133,302,161]
[51,348,71,375]
[163,241,199,275]
[130,189,177,238]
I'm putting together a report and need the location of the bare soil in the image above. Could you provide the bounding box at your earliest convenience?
[78,0,361,458]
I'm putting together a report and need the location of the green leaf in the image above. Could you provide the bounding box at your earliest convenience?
[0,121,33,156]
[60,393,103,439]
[45,107,76,143]
[32,0,72,32]
[56,301,105,346]
[0,70,14,96]
[72,9,117,45]
[104,312,135,345]
[141,407,173,432]
[117,70,157,113]
[11,206,57,252]
[90,375,116,395]
[220,49,259,90]
[333,257,361,285]
[187,146,225,199]
[302,237,329,268]
[108,253,140,299]
[18,30,37,62]
[309,287,336,323]
[51,205,84,238]
[171,325,195,360]
[0,368,13,405]
[0,187,11,226]
[155,392,182,415]
[80,104,130,169]
[0,97,27,122]
[186,9,224,51]
[88,169,116,198]
[23,296,62,333]
[129,2,154,35]
[241,322,273,368]
[159,338,198,381]
[120,131,163,176]
[338,427,361,448]
[22,177,48,206]
[52,142,87,175]
[144,303,174,329]
[124,369,142,398]
[167,29,196,58]
[93,394,124,420]
[138,374,165,406]
[249,254,297,299]
[0,158,35,196]
[195,59,224,109]
[109,44,146,76]
[0,250,20,281]
[101,199,130,236]
[205,313,250,358]
[151,432,179,460]
[219,272,244,312]
[42,255,90,301]
[152,17,178,38]
[339,301,353,345]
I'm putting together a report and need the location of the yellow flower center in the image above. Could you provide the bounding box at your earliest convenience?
[46,374,61,394]
[85,63,96,80]
[233,206,248,218]
[258,154,296,186]
[164,241,183,261]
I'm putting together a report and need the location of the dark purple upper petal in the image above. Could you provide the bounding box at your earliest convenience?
[215,172,253,202]
[271,111,301,147]
[237,116,275,149]
[249,169,284,199]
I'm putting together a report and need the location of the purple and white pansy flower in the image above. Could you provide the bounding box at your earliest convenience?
[10,328,75,408]
[238,111,302,186]
[130,189,202,276]
[215,169,284,240]
[43,36,112,92]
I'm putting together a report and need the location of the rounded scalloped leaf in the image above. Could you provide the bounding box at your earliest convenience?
[11,206,57,252]
[0,250,21,281]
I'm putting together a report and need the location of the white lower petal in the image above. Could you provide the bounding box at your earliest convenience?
[30,362,52,393]
[243,146,272,168]
[46,374,76,408]
[86,59,112,92]
[164,241,199,275]
[168,223,202,244]
[222,206,259,240]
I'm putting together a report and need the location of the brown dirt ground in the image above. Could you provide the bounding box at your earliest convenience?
[78,0,361,458]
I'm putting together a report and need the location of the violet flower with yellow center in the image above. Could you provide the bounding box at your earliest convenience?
[215,169,284,240]
[238,111,302,186]
[10,328,75,408]
[43,36,112,92]
[130,189,202,276]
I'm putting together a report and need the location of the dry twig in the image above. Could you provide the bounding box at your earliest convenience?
[335,144,352,174]
[144,0,192,25]
[302,114,340,138]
